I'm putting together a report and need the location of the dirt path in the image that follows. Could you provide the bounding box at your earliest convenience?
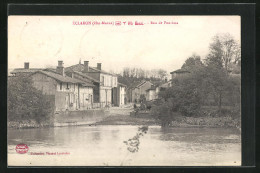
[95,105,159,126]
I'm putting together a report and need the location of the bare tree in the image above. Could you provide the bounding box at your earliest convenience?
[206,33,241,71]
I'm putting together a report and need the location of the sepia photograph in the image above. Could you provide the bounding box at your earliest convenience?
[8,15,241,166]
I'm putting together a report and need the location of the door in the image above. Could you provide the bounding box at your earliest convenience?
[65,94,69,110]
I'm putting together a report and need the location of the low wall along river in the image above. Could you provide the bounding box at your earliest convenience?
[53,109,109,127]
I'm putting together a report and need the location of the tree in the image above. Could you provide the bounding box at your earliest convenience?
[181,54,204,72]
[205,33,241,71]
[8,76,54,123]
[157,69,167,79]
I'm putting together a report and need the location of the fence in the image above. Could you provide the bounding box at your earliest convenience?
[80,102,111,110]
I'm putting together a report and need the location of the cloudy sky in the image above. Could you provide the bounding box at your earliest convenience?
[8,16,240,74]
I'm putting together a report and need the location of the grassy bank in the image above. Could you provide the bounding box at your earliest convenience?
[95,114,159,126]
[170,115,241,129]
[8,120,52,129]
[95,110,240,129]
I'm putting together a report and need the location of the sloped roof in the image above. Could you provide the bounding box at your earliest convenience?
[146,84,160,91]
[30,70,86,84]
[73,71,100,83]
[159,81,171,88]
[170,69,190,74]
[73,75,95,87]
[118,82,127,87]
[65,63,116,76]
[11,68,43,74]
[129,80,153,89]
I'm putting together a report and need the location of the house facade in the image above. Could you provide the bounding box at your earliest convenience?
[65,61,118,107]
[26,61,94,111]
[170,69,190,80]
[10,62,42,77]
[146,86,160,101]
[145,80,172,101]
[128,80,153,103]
[114,82,127,106]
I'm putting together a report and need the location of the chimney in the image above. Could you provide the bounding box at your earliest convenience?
[56,60,65,76]
[24,62,29,69]
[97,63,102,70]
[83,61,89,72]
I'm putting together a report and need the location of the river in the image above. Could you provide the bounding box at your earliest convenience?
[8,125,241,166]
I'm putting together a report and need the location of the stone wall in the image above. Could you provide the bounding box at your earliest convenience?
[53,109,109,127]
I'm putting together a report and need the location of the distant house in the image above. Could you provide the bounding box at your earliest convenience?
[10,62,42,77]
[65,61,118,107]
[128,80,153,103]
[29,61,95,111]
[159,80,172,90]
[146,86,160,101]
[170,69,190,81]
[116,82,127,106]
[145,80,172,101]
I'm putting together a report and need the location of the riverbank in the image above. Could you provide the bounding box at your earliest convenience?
[8,105,240,129]
[8,120,52,129]
[95,107,240,129]
[8,109,109,129]
[94,114,240,129]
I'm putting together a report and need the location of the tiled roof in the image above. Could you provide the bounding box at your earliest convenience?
[159,81,171,88]
[146,85,159,91]
[65,63,116,76]
[118,82,127,87]
[31,70,86,84]
[65,64,84,72]
[73,71,100,83]
[89,67,117,76]
[170,69,190,74]
[10,68,43,74]
[129,80,153,89]
[73,75,95,87]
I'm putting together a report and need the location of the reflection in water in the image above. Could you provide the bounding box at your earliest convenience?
[8,125,241,166]
[123,126,148,153]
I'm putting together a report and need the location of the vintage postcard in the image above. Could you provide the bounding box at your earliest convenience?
[8,15,241,166]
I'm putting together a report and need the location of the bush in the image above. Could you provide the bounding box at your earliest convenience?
[8,76,54,124]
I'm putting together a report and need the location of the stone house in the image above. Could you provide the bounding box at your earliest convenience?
[128,80,153,103]
[145,80,172,101]
[10,62,42,77]
[170,69,190,80]
[28,61,94,111]
[65,61,118,107]
[115,82,127,106]
[146,86,160,101]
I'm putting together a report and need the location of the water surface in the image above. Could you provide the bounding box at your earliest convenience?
[8,125,241,166]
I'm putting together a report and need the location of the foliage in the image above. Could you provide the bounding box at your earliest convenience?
[153,35,240,126]
[181,53,204,72]
[120,67,167,83]
[139,94,146,103]
[205,33,241,71]
[8,76,54,124]
[123,126,148,153]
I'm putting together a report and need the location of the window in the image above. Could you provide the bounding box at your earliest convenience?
[60,83,62,90]
[101,76,105,86]
[66,83,69,89]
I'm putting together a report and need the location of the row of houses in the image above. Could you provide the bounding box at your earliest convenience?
[127,68,190,103]
[10,60,190,111]
[10,61,127,111]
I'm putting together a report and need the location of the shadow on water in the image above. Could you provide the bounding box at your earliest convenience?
[158,127,241,144]
[123,126,149,153]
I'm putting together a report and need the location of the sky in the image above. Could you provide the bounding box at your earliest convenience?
[8,16,240,74]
